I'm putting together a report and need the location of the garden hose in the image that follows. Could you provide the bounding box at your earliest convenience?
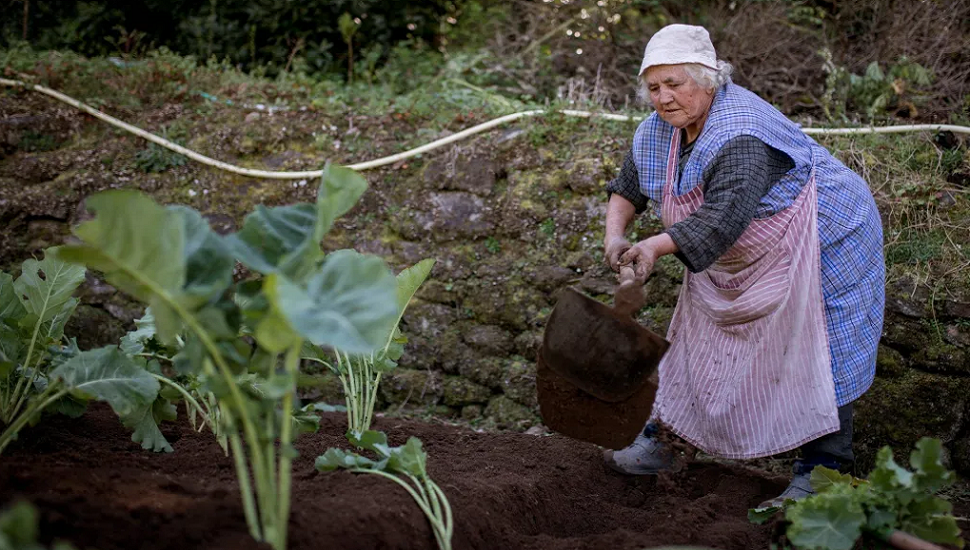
[3,77,970,180]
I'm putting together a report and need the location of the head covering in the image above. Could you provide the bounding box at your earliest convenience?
[639,24,718,76]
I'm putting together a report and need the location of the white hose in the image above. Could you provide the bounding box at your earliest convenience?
[3,78,969,180]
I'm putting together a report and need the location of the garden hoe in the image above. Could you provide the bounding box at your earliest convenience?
[537,266,669,450]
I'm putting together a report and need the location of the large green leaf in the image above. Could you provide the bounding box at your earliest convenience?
[395,259,435,314]
[13,248,85,334]
[785,492,865,550]
[809,466,855,494]
[0,322,24,369]
[386,437,427,478]
[314,448,380,472]
[870,447,916,503]
[225,164,367,283]
[910,437,955,493]
[266,250,398,354]
[54,191,186,343]
[903,497,963,547]
[170,206,234,305]
[51,346,159,417]
[226,203,321,280]
[0,272,26,322]
[314,164,368,241]
[120,309,157,356]
[121,397,176,453]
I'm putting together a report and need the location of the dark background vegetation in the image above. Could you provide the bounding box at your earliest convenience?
[3,0,969,122]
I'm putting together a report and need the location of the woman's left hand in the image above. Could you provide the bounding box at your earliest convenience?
[619,239,659,283]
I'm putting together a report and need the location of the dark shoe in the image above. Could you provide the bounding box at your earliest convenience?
[603,433,673,475]
[758,472,814,508]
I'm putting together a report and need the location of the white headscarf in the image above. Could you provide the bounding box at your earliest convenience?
[639,24,718,76]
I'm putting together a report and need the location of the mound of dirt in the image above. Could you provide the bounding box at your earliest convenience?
[0,404,788,550]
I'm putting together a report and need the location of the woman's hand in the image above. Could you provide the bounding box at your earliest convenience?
[619,239,659,283]
[604,236,632,272]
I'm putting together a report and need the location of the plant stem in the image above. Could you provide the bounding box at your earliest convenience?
[227,427,261,542]
[0,386,67,454]
[150,373,212,427]
[359,469,452,550]
[6,312,44,421]
[276,345,299,550]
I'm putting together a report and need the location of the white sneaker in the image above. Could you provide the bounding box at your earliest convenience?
[603,433,674,475]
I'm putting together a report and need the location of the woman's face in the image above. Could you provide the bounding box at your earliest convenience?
[644,65,714,131]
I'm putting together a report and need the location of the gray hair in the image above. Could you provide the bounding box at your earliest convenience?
[637,60,734,103]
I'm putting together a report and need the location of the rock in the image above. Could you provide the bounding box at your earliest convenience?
[458,356,506,390]
[553,159,605,195]
[855,370,970,474]
[484,395,538,430]
[64,304,127,350]
[531,265,578,292]
[424,152,496,196]
[945,324,970,347]
[875,345,907,378]
[463,325,514,355]
[885,278,932,318]
[910,343,970,375]
[426,192,495,240]
[513,331,542,362]
[881,316,927,354]
[379,369,442,407]
[441,376,492,407]
[501,358,537,408]
[942,298,970,319]
[297,372,344,403]
[462,279,548,330]
[244,112,260,123]
[17,156,62,184]
[460,404,483,420]
[415,280,459,305]
[579,273,615,295]
[25,218,68,251]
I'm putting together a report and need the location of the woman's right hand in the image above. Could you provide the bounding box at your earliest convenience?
[604,236,632,272]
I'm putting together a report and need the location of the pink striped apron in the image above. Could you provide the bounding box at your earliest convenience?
[652,131,840,459]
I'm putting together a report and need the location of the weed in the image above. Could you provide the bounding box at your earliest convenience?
[539,218,555,237]
[485,236,501,254]
[134,142,187,173]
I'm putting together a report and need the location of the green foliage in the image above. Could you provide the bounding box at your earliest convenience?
[820,51,933,122]
[0,248,141,456]
[316,430,453,550]
[303,258,435,436]
[484,236,501,254]
[133,142,187,173]
[750,438,964,550]
[0,500,76,550]
[54,163,399,550]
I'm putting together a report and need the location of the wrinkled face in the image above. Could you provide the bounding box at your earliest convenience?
[644,65,714,130]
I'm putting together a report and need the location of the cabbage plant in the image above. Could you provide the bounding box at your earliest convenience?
[302,258,434,436]
[0,248,162,455]
[317,430,453,550]
[54,164,399,550]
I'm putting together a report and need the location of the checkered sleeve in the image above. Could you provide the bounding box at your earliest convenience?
[606,148,649,214]
[666,136,795,272]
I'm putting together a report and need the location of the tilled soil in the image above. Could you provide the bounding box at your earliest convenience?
[0,403,788,550]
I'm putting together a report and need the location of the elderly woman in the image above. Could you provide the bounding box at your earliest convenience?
[602,24,884,507]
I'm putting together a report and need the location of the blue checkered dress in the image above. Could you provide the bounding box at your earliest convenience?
[632,83,885,406]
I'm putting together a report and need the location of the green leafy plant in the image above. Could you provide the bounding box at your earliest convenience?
[338,12,359,83]
[302,258,435,436]
[0,500,77,550]
[317,430,453,550]
[820,51,933,122]
[118,308,228,454]
[133,141,188,173]
[53,164,400,550]
[749,438,964,550]
[0,248,163,455]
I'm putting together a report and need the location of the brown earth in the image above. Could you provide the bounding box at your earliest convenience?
[0,403,791,550]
